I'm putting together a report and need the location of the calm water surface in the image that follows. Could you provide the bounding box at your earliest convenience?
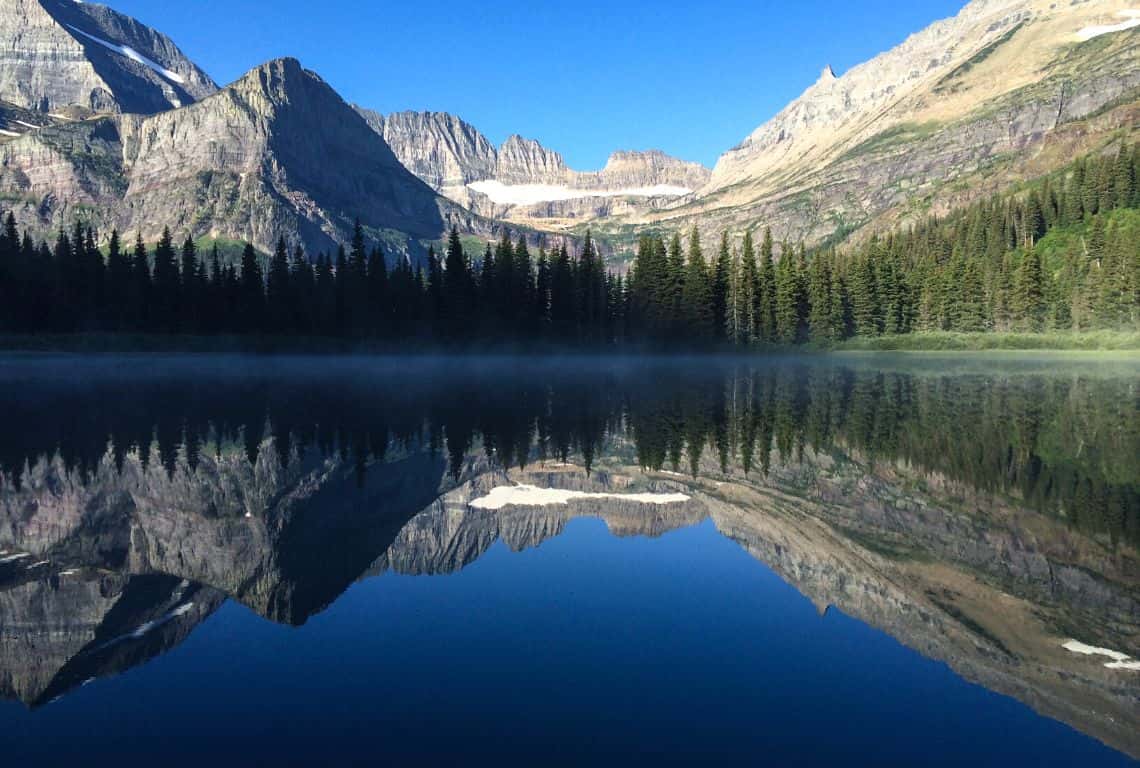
[0,355,1137,766]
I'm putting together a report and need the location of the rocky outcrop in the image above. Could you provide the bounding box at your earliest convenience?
[0,0,215,115]
[0,58,488,257]
[359,109,498,196]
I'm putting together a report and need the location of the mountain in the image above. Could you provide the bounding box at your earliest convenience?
[0,58,489,257]
[356,107,711,229]
[0,0,216,116]
[605,0,1140,249]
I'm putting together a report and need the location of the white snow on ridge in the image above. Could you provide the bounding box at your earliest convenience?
[470,483,690,510]
[1076,10,1140,42]
[14,120,39,129]
[1062,639,1140,670]
[65,24,186,85]
[468,180,692,206]
[0,128,20,137]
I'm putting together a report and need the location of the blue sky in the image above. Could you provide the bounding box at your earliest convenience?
[107,0,965,169]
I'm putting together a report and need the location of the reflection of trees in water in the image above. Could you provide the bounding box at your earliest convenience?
[1,364,1136,546]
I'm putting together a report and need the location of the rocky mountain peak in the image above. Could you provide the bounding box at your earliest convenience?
[709,0,1038,189]
[496,134,567,183]
[0,0,216,114]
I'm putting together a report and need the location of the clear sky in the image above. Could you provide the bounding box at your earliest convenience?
[106,0,965,169]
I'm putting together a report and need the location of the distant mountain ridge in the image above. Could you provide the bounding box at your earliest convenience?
[357,106,711,227]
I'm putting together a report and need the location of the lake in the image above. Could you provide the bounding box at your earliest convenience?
[0,354,1136,766]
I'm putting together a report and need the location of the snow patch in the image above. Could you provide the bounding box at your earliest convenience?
[65,24,186,85]
[13,120,39,130]
[1062,639,1140,670]
[1076,10,1140,41]
[468,180,692,206]
[0,128,20,137]
[87,603,196,654]
[470,483,690,510]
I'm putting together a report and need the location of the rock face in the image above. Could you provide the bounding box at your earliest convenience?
[0,58,483,257]
[355,106,711,228]
[359,109,498,196]
[598,0,1140,251]
[0,0,216,115]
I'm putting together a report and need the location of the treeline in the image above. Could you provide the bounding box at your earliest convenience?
[0,218,622,344]
[0,143,1136,345]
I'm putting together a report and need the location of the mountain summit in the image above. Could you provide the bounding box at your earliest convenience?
[0,0,216,115]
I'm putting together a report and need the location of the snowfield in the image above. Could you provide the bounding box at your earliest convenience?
[468,180,692,206]
[1062,639,1140,670]
[1076,10,1140,41]
[469,483,691,510]
[66,24,186,84]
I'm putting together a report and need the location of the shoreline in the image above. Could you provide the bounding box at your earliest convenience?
[0,331,1137,356]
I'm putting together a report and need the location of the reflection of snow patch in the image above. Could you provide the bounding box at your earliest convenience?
[1076,10,1140,41]
[470,483,690,510]
[65,24,186,84]
[1062,639,1140,670]
[87,603,196,654]
[468,180,692,206]
[0,553,30,564]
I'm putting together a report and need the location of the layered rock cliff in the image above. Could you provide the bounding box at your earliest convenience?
[0,0,216,115]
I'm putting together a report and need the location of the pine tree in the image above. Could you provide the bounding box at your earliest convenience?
[1014,247,1045,332]
[738,231,759,343]
[179,237,199,333]
[129,233,151,331]
[266,237,292,333]
[152,228,179,332]
[757,228,777,341]
[367,246,389,337]
[681,227,713,341]
[239,242,265,333]
[105,230,128,331]
[807,250,834,342]
[442,226,474,342]
[712,232,731,342]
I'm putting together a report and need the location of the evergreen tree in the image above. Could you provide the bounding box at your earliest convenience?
[239,242,265,333]
[738,231,759,343]
[266,237,293,332]
[712,232,731,342]
[681,227,713,341]
[152,228,179,332]
[757,228,777,341]
[179,237,199,333]
[1014,247,1045,332]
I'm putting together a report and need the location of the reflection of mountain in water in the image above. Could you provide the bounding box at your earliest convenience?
[0,358,1136,756]
[0,437,447,704]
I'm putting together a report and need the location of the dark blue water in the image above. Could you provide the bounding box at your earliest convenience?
[0,355,1136,766]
